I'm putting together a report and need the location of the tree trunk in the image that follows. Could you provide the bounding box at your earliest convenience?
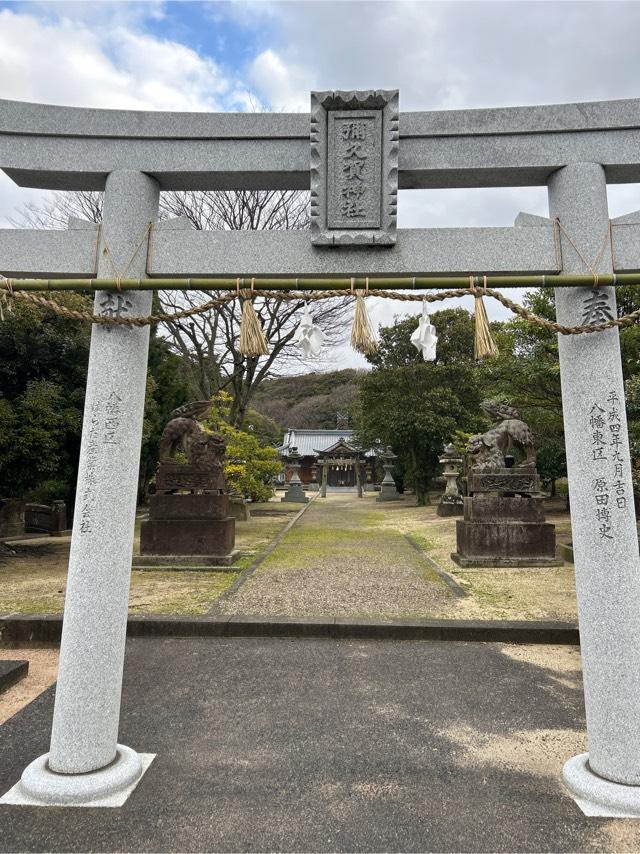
[411,447,429,506]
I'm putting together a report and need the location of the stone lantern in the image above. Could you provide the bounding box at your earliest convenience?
[437,443,464,516]
[282,447,308,503]
[376,446,401,502]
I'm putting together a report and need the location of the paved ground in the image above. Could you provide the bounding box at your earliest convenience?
[1,637,637,853]
[222,494,454,618]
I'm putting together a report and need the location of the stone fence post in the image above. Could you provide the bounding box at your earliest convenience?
[9,170,159,806]
[549,163,640,815]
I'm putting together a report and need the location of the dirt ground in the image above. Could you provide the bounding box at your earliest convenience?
[384,499,578,621]
[0,646,59,725]
[0,501,303,617]
[0,493,577,621]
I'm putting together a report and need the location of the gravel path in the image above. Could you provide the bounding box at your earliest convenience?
[222,493,454,618]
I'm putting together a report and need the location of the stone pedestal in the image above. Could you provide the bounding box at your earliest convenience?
[437,496,464,517]
[282,481,308,503]
[140,493,236,563]
[377,481,402,502]
[229,496,251,521]
[451,475,561,568]
[0,499,25,538]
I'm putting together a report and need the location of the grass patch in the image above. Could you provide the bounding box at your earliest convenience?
[370,500,578,622]
[128,570,239,615]
[407,533,438,554]
[1,596,65,615]
[282,527,388,547]
[415,561,451,591]
[229,554,256,572]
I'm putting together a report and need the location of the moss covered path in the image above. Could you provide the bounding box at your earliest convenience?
[220,493,455,619]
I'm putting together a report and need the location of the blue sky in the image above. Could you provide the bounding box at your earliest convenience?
[156,2,272,65]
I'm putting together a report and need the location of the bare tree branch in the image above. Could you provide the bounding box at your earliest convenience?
[11,186,351,426]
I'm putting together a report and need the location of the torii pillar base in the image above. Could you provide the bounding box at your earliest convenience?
[563,754,640,817]
[1,747,155,808]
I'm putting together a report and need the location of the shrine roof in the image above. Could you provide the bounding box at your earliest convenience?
[281,429,358,458]
[315,438,362,457]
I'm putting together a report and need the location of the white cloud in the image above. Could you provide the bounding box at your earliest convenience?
[111,27,232,111]
[0,7,236,111]
[0,173,54,229]
[608,185,640,221]
[0,5,247,224]
[249,48,312,111]
[251,1,640,112]
[398,186,549,230]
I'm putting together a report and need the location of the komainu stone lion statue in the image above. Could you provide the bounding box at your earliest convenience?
[158,401,225,468]
[189,431,227,469]
[467,401,536,472]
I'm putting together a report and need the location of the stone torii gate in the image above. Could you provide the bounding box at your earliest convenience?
[1,91,640,814]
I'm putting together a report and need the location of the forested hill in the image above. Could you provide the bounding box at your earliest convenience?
[251,369,364,430]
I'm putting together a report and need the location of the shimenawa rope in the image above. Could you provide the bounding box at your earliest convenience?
[0,217,636,346]
[473,276,499,360]
[2,279,639,337]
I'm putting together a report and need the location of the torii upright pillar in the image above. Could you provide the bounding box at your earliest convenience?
[5,170,159,806]
[549,163,640,816]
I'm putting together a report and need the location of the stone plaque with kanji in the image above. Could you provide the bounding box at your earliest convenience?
[310,89,399,246]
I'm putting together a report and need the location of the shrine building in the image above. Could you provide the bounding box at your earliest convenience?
[279,429,378,489]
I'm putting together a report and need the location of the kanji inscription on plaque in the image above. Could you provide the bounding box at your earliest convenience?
[328,111,382,230]
[310,89,398,246]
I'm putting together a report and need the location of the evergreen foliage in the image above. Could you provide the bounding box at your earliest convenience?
[0,294,90,504]
[353,309,486,504]
[0,295,191,506]
[205,392,280,502]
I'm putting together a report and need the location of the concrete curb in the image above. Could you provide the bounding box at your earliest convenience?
[403,533,468,598]
[0,659,29,691]
[0,614,579,645]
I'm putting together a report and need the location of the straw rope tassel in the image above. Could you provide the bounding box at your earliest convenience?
[0,278,13,322]
[473,280,498,361]
[238,287,269,357]
[350,284,378,356]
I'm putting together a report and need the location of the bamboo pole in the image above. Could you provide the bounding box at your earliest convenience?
[1,273,640,292]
